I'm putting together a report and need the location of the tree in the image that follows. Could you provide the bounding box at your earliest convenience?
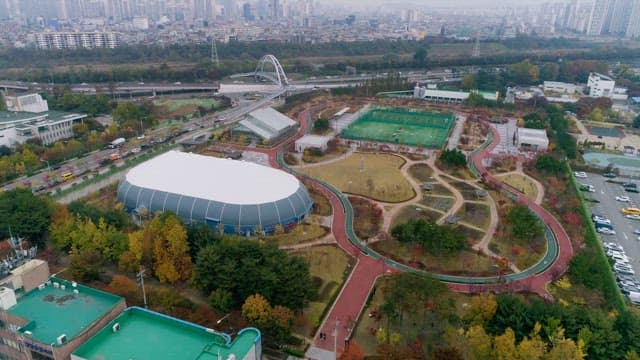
[466,325,494,360]
[535,155,565,174]
[460,74,477,90]
[241,294,272,329]
[439,149,467,167]
[540,63,560,82]
[413,47,428,66]
[633,114,640,129]
[0,189,51,247]
[509,59,540,84]
[69,246,103,282]
[313,118,330,133]
[463,292,498,326]
[508,205,543,242]
[271,305,295,342]
[208,288,233,314]
[0,91,6,111]
[493,328,518,360]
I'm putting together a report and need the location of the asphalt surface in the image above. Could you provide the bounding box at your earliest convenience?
[579,173,640,277]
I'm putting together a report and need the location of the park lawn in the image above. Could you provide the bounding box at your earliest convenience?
[301,145,349,164]
[372,239,500,276]
[420,195,455,213]
[352,279,475,357]
[455,202,491,230]
[449,180,483,201]
[269,223,328,246]
[408,163,433,182]
[309,187,332,216]
[491,233,547,271]
[153,98,221,113]
[495,173,539,200]
[81,183,120,211]
[427,184,454,197]
[391,205,443,229]
[293,246,354,337]
[429,42,508,58]
[298,153,415,203]
[438,164,476,180]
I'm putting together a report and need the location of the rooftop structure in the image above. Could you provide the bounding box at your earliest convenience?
[0,277,125,360]
[295,134,333,153]
[236,107,297,142]
[117,151,312,234]
[5,93,49,113]
[72,307,262,360]
[516,127,549,152]
[543,81,579,94]
[413,84,499,102]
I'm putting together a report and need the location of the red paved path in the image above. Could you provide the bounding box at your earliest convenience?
[448,123,574,298]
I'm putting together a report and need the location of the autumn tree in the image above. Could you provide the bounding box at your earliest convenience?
[271,305,295,343]
[241,294,273,329]
[125,213,192,284]
[460,74,477,90]
[463,292,498,326]
[509,59,540,84]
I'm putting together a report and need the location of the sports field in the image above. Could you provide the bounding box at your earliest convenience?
[340,108,455,148]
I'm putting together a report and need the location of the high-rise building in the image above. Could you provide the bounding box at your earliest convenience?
[220,0,236,20]
[242,2,254,21]
[607,0,633,35]
[587,0,610,35]
[627,0,640,37]
[193,0,215,20]
[35,31,120,49]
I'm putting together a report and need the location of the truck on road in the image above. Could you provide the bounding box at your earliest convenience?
[109,137,126,149]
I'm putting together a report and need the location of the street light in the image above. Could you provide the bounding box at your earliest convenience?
[216,313,231,325]
[40,159,51,173]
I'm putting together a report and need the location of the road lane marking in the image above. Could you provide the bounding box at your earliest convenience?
[624,233,629,241]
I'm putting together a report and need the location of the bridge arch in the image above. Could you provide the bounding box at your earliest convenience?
[254,54,289,87]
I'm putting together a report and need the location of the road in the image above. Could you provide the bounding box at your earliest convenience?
[579,174,640,276]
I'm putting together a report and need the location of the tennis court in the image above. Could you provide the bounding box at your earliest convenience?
[340,108,455,149]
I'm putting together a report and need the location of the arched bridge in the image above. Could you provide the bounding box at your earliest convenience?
[229,54,289,87]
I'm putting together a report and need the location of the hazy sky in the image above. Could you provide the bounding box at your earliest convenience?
[320,0,564,7]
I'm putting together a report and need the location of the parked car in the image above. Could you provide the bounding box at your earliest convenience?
[605,242,624,251]
[574,171,588,178]
[580,184,596,192]
[597,227,616,235]
[592,215,611,224]
[626,214,640,220]
[603,172,617,178]
[634,229,640,235]
[616,196,632,202]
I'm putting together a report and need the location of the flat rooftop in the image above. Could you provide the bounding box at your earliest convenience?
[73,307,261,360]
[8,277,123,346]
[125,150,301,205]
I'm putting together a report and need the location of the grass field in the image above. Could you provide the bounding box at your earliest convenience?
[495,173,539,200]
[269,223,328,246]
[408,163,433,182]
[298,153,415,203]
[152,98,221,120]
[455,202,491,230]
[293,246,353,336]
[419,195,455,213]
[340,109,454,148]
[372,239,500,276]
[391,205,443,228]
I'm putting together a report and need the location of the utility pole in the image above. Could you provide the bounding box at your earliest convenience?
[136,267,148,308]
[472,33,480,58]
[333,318,340,360]
[211,36,220,67]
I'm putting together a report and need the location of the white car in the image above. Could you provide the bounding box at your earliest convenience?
[593,216,611,225]
[597,227,616,235]
[626,214,640,220]
[574,171,588,178]
[616,196,632,202]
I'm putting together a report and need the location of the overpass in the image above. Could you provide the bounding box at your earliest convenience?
[0,81,219,96]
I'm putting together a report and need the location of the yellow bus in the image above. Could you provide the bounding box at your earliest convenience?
[621,207,640,216]
[61,172,74,182]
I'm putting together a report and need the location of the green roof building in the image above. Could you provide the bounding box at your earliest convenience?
[0,277,126,360]
[72,307,262,360]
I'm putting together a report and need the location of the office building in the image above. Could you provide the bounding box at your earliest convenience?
[587,0,611,35]
[627,0,640,37]
[587,72,616,97]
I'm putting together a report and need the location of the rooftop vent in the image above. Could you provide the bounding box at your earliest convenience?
[57,334,67,345]
[112,323,120,333]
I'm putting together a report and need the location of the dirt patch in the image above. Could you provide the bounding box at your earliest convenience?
[350,196,383,240]
[420,195,455,213]
[391,205,442,228]
[455,202,491,230]
[408,163,433,182]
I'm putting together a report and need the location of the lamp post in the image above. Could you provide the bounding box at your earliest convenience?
[40,159,51,173]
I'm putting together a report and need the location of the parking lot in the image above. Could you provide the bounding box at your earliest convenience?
[579,172,640,300]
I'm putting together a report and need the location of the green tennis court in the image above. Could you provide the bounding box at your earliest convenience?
[340,108,455,149]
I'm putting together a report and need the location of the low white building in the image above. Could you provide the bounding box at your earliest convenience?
[295,134,332,153]
[413,84,499,102]
[587,72,616,98]
[235,107,297,142]
[516,127,549,152]
[543,81,578,94]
